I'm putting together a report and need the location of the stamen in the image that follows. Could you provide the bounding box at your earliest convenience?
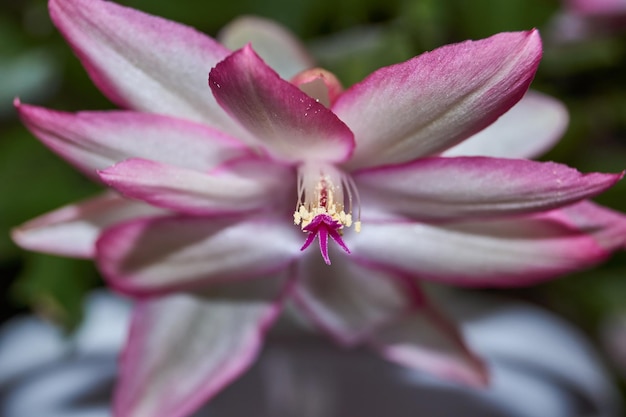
[294,163,361,264]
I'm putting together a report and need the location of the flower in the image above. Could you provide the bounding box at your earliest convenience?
[549,0,626,42]
[565,0,626,17]
[12,0,626,416]
[0,290,620,417]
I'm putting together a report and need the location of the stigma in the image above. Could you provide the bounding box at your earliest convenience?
[293,163,361,264]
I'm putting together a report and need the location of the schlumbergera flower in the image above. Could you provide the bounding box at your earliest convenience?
[12,0,626,416]
[565,0,626,17]
[550,0,626,41]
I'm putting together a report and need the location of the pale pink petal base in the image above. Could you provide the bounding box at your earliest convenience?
[99,157,292,216]
[12,193,161,258]
[97,215,302,296]
[115,276,288,417]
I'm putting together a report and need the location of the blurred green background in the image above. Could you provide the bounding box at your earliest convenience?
[1,0,625,395]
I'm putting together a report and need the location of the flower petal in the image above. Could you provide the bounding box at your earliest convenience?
[114,277,287,417]
[428,287,621,416]
[16,102,251,181]
[96,215,302,296]
[12,193,161,259]
[368,287,487,387]
[99,157,292,215]
[48,0,246,134]
[545,200,626,250]
[355,156,622,221]
[566,0,626,16]
[350,214,613,287]
[443,91,569,159]
[333,30,542,169]
[209,45,355,163]
[218,16,314,79]
[292,253,413,346]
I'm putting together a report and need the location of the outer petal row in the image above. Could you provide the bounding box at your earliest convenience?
[99,157,293,216]
[355,156,622,221]
[443,91,569,159]
[16,102,250,181]
[12,193,161,259]
[115,276,288,417]
[209,45,355,164]
[334,30,542,169]
[218,16,315,79]
[48,0,245,135]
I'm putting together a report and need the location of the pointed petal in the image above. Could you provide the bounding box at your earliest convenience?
[293,254,413,346]
[443,91,569,159]
[99,157,292,215]
[546,200,626,250]
[369,287,487,387]
[218,16,314,79]
[333,31,542,169]
[48,0,246,133]
[209,46,355,163]
[350,214,614,287]
[115,277,287,417]
[96,215,302,296]
[16,102,251,181]
[12,193,161,258]
[355,156,622,221]
[428,287,621,416]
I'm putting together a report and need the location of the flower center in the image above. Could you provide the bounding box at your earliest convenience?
[293,163,361,264]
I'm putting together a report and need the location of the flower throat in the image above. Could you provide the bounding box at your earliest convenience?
[293,163,361,264]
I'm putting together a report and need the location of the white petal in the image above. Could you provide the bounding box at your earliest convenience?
[443,91,569,159]
[12,193,161,259]
[115,277,287,417]
[218,16,314,79]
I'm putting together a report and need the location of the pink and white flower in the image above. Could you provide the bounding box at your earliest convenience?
[550,0,626,42]
[565,0,626,17]
[12,1,626,416]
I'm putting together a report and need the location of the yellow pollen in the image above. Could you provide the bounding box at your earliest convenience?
[293,163,361,233]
